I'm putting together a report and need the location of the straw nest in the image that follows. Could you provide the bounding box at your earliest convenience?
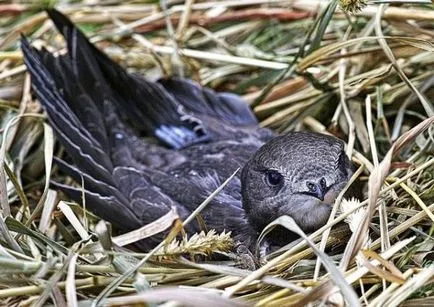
[0,0,433,306]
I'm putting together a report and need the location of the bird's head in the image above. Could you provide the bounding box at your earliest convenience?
[241,132,353,237]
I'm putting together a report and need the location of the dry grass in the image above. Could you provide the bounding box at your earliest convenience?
[0,0,434,306]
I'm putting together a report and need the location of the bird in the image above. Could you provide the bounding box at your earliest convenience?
[20,9,354,252]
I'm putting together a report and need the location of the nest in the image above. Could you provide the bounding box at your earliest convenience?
[0,0,433,306]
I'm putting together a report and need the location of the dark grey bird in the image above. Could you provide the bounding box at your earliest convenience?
[21,9,353,251]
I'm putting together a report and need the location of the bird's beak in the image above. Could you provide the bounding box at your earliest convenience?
[310,182,338,204]
[311,182,326,201]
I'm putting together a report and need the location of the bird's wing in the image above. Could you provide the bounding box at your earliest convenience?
[21,37,192,244]
[44,9,260,149]
[20,10,260,247]
[158,78,258,126]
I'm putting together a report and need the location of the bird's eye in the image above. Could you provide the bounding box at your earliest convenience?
[265,170,283,186]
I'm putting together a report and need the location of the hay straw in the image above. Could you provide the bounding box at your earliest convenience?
[1,1,433,306]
